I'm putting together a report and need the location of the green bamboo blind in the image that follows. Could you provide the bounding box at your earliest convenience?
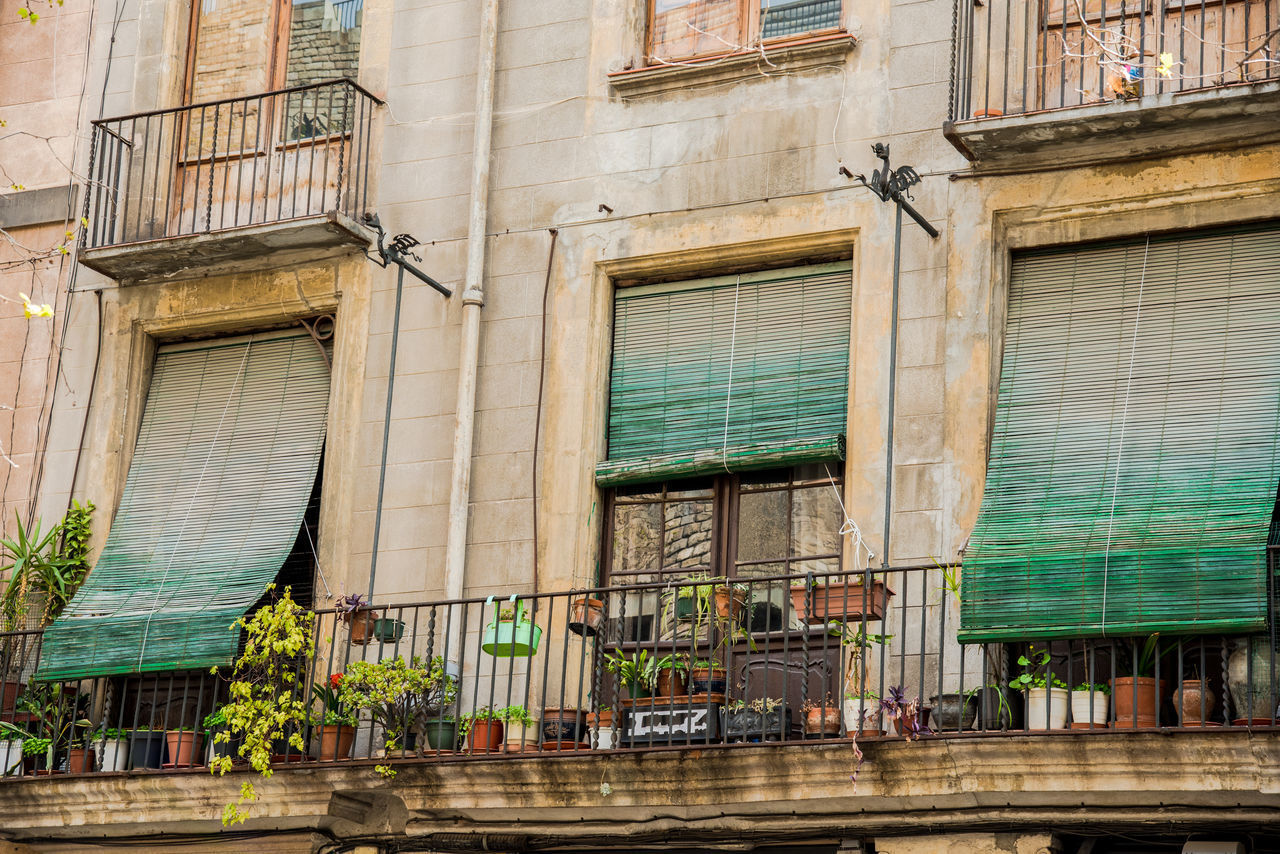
[37,331,330,679]
[960,223,1280,642]
[597,263,852,487]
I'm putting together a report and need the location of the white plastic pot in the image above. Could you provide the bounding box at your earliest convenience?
[1025,687,1069,730]
[0,739,21,776]
[1070,691,1109,728]
[591,726,617,749]
[95,738,128,771]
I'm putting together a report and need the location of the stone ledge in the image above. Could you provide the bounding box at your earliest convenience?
[77,210,374,284]
[608,34,857,99]
[1,731,1277,848]
[944,80,1280,171]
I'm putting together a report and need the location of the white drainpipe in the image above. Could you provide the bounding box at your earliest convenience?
[443,0,500,662]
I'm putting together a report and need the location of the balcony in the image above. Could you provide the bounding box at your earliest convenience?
[78,79,381,283]
[945,0,1280,169]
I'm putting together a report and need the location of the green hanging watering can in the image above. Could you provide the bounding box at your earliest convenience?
[481,594,542,657]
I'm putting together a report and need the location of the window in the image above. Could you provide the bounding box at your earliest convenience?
[648,0,844,63]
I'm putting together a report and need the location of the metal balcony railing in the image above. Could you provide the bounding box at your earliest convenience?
[1,565,1277,778]
[81,79,381,250]
[949,0,1280,121]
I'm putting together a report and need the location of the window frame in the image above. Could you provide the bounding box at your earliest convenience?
[644,0,847,66]
[601,465,845,587]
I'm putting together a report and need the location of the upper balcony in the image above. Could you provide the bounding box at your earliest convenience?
[945,0,1280,170]
[78,79,381,283]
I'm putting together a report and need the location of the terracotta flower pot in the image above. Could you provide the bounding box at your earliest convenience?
[65,747,96,773]
[789,581,890,624]
[467,720,504,754]
[1112,677,1166,728]
[346,610,380,645]
[654,668,687,697]
[569,598,606,637]
[316,724,355,760]
[164,731,202,768]
[803,705,842,736]
[1173,680,1215,726]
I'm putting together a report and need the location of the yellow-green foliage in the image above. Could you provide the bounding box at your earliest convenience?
[210,586,314,826]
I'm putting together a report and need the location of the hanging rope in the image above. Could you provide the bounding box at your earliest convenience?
[720,275,742,473]
[824,463,875,573]
[1100,234,1151,636]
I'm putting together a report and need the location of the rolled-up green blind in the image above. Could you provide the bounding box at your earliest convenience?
[37,330,330,679]
[597,262,852,487]
[960,223,1280,642]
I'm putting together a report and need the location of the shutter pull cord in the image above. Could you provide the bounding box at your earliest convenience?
[1100,234,1150,637]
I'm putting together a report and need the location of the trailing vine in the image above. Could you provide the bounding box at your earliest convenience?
[210,586,314,826]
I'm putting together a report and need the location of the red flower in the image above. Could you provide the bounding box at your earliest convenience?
[329,673,343,688]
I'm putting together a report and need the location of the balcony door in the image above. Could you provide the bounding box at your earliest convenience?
[167,0,364,236]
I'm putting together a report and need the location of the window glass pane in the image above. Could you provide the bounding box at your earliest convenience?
[792,485,840,557]
[651,0,741,60]
[739,470,790,491]
[666,478,714,499]
[662,500,713,569]
[740,576,792,632]
[188,0,275,104]
[759,0,842,40]
[737,490,788,563]
[791,556,840,576]
[284,0,362,138]
[612,503,661,575]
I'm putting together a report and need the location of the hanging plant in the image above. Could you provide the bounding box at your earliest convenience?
[210,586,314,827]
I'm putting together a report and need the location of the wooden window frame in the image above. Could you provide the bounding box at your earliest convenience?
[644,0,847,65]
[602,465,844,587]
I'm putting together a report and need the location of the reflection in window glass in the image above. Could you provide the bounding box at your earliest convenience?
[737,490,788,562]
[612,503,661,575]
[284,0,363,138]
[651,0,741,60]
[792,486,841,557]
[663,500,713,569]
[759,0,842,40]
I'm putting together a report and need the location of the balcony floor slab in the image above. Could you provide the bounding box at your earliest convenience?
[77,210,374,284]
[945,81,1280,172]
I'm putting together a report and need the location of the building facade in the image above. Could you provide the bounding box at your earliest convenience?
[1,0,1279,851]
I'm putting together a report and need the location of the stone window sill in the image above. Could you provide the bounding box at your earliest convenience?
[607,33,858,99]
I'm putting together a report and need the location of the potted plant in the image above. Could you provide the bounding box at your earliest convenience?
[604,649,654,699]
[164,728,202,768]
[501,706,537,752]
[789,572,891,624]
[1226,636,1277,725]
[881,685,929,738]
[0,720,25,776]
[480,598,542,658]
[419,656,460,752]
[0,501,94,632]
[585,705,618,749]
[1070,682,1111,729]
[843,690,883,736]
[372,615,406,644]
[16,680,89,774]
[210,586,315,825]
[127,728,166,769]
[337,592,378,645]
[569,596,606,637]
[651,653,689,697]
[92,727,130,771]
[800,697,841,738]
[22,736,53,774]
[1112,634,1166,728]
[312,672,357,760]
[1171,665,1215,727]
[1010,645,1069,730]
[539,707,586,748]
[724,697,789,742]
[829,620,890,735]
[338,654,441,766]
[461,707,507,753]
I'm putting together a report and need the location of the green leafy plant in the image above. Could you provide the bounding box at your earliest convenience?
[1009,645,1067,691]
[210,586,314,826]
[460,705,533,734]
[311,673,357,728]
[0,501,94,631]
[604,649,653,693]
[1115,633,1162,678]
[1072,682,1111,696]
[726,697,783,714]
[15,681,89,769]
[337,654,453,777]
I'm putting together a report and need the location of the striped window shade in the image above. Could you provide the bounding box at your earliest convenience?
[596,262,852,487]
[960,223,1280,643]
[37,330,330,679]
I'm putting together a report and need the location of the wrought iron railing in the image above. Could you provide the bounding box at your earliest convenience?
[949,0,1280,121]
[1,565,1276,778]
[81,79,381,250]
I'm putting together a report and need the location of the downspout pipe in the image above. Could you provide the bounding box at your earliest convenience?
[443,0,500,659]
